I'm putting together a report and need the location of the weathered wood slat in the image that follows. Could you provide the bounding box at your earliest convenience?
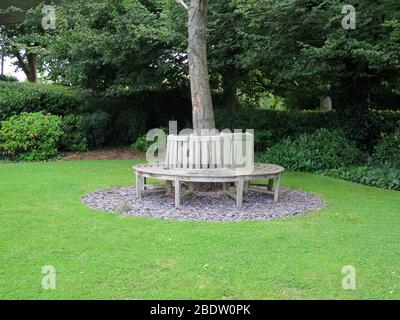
[165,133,254,170]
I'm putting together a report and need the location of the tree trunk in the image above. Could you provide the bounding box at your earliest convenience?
[188,0,215,135]
[15,51,38,82]
[26,52,38,82]
[319,96,332,111]
[222,68,238,111]
[320,83,332,111]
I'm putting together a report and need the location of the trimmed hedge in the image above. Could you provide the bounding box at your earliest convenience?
[60,112,112,152]
[82,111,112,148]
[0,82,84,121]
[215,108,400,151]
[60,114,88,152]
[86,90,191,144]
[2,82,400,151]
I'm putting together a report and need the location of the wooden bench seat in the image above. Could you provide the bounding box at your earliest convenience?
[134,163,284,208]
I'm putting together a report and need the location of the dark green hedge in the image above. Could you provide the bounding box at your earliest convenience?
[0,82,83,121]
[60,111,112,152]
[214,108,400,151]
[85,90,191,144]
[2,81,400,151]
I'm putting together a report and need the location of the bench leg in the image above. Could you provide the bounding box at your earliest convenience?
[136,174,143,199]
[236,180,244,207]
[274,175,281,202]
[175,178,181,208]
[165,180,172,193]
[268,179,274,191]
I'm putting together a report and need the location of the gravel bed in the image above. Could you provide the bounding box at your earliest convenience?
[82,185,324,222]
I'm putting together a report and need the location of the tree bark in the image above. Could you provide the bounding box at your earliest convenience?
[320,83,332,111]
[15,51,38,82]
[188,0,215,135]
[222,68,238,111]
[26,52,38,82]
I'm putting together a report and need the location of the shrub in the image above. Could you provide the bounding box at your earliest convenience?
[373,128,400,167]
[60,115,88,152]
[131,127,167,152]
[0,112,63,161]
[0,82,84,121]
[259,129,362,171]
[324,165,400,191]
[82,111,111,148]
[131,134,150,152]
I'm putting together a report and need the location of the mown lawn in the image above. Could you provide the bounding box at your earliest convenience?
[0,159,399,299]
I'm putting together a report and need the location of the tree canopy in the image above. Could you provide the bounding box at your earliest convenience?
[2,0,400,110]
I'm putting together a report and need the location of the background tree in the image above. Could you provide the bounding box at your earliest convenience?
[13,0,398,112]
[233,0,400,110]
[46,0,178,94]
[207,1,244,111]
[1,5,47,82]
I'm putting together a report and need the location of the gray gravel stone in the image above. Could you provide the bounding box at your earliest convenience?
[81,185,325,222]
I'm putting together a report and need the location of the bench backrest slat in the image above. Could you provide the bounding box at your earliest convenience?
[165,133,254,170]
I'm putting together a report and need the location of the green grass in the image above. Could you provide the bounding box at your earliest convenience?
[0,159,399,299]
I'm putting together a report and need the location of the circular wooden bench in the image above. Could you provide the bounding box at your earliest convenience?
[134,163,284,208]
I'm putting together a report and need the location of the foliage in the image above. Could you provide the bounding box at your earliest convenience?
[60,112,112,151]
[45,0,182,94]
[253,130,273,153]
[324,165,400,191]
[109,108,145,145]
[131,126,167,152]
[131,134,151,152]
[233,0,400,108]
[81,111,112,148]
[0,81,84,121]
[0,5,51,82]
[0,75,18,82]
[87,90,190,145]
[258,129,361,171]
[0,112,63,161]
[60,114,88,152]
[373,128,400,167]
[215,108,400,151]
[4,0,400,109]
